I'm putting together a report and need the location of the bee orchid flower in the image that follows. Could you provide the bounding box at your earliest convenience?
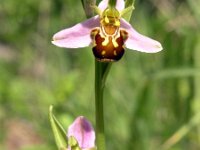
[52,0,163,62]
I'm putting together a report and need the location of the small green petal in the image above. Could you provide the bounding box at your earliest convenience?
[49,105,68,150]
[123,0,135,21]
[91,5,102,15]
[120,5,135,20]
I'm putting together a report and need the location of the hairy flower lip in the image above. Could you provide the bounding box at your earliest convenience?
[52,0,163,54]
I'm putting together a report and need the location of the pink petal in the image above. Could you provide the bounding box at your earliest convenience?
[98,0,108,11]
[98,0,125,11]
[52,16,100,48]
[116,0,125,11]
[121,19,163,53]
[68,116,95,149]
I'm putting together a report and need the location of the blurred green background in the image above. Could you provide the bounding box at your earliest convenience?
[1,0,200,149]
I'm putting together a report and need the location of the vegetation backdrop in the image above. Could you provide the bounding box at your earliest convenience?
[1,0,200,150]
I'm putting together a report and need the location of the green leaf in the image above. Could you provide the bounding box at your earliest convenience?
[49,105,68,150]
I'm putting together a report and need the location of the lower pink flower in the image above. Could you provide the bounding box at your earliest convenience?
[68,116,95,150]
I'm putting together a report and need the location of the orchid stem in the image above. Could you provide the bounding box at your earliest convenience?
[95,60,112,150]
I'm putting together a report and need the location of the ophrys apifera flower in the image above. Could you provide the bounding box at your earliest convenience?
[52,0,163,62]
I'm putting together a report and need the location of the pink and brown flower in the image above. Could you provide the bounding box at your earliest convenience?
[52,0,162,62]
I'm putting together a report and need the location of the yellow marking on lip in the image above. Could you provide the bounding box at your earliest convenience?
[114,50,117,56]
[102,37,109,46]
[112,38,119,48]
[101,50,106,55]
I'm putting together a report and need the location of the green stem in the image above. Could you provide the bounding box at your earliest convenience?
[81,0,96,18]
[94,0,134,149]
[95,60,112,150]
